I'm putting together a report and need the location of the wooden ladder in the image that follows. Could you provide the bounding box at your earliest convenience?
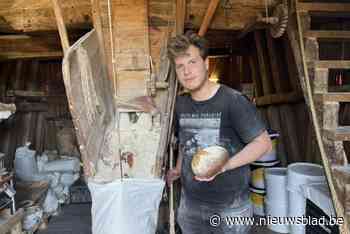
[296,0,350,231]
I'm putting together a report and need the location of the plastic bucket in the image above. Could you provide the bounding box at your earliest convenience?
[250,160,280,190]
[287,163,325,192]
[265,198,289,233]
[264,167,288,202]
[250,187,265,216]
[287,163,326,234]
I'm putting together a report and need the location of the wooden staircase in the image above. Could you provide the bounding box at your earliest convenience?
[296,0,350,231]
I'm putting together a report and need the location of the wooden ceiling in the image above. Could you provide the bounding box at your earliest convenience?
[0,0,275,33]
[0,0,276,61]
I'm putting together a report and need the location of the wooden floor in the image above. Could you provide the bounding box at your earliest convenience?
[37,204,279,234]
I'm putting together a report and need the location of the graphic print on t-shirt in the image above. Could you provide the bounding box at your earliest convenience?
[179,112,222,156]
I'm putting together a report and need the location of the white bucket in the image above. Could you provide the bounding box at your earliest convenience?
[287,163,325,192]
[265,198,289,233]
[264,167,288,202]
[287,163,326,234]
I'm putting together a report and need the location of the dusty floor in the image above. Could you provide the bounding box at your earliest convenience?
[38,204,92,234]
[37,204,279,234]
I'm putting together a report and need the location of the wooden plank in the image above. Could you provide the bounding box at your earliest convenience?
[254,31,273,95]
[0,51,62,61]
[283,35,303,93]
[16,102,49,112]
[90,0,110,80]
[279,104,301,163]
[255,92,304,107]
[266,31,283,93]
[108,0,150,98]
[6,90,46,97]
[313,60,350,69]
[0,34,67,60]
[323,102,339,130]
[176,0,186,35]
[266,106,287,166]
[304,37,319,62]
[314,93,350,102]
[51,0,70,53]
[297,3,350,12]
[324,126,350,141]
[198,0,220,36]
[248,54,263,97]
[0,0,276,33]
[313,68,328,94]
[305,31,350,40]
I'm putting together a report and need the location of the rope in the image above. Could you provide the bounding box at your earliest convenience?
[295,8,349,233]
[107,0,123,181]
[107,0,117,98]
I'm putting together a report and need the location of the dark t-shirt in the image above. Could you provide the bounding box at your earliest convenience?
[174,85,266,206]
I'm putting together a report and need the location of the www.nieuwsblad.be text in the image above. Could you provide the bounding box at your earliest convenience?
[209,214,344,227]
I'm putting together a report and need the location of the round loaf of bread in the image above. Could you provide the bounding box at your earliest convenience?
[191,145,229,178]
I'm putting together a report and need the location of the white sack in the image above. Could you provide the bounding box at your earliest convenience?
[88,178,165,234]
[43,157,80,172]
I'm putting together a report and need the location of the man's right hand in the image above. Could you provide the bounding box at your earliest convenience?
[166,168,181,186]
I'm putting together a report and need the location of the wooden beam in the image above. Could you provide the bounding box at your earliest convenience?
[314,93,350,102]
[7,90,47,97]
[255,92,304,107]
[266,31,283,93]
[0,51,63,61]
[0,0,277,33]
[254,31,273,95]
[198,0,220,36]
[16,102,49,112]
[238,21,267,39]
[324,127,350,142]
[313,60,350,69]
[249,54,263,97]
[297,3,350,12]
[176,0,186,35]
[0,34,63,60]
[51,0,70,53]
[91,0,111,81]
[305,31,350,40]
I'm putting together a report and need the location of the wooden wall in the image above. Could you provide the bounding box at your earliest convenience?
[210,29,323,166]
[0,60,74,169]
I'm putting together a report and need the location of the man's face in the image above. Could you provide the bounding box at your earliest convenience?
[174,45,209,92]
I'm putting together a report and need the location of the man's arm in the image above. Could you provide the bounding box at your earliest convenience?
[222,130,272,172]
[195,130,272,181]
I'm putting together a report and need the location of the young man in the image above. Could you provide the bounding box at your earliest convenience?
[166,32,272,234]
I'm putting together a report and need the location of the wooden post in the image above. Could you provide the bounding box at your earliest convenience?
[266,31,283,93]
[249,54,263,97]
[254,31,274,95]
[176,0,186,35]
[198,0,220,36]
[91,0,111,80]
[51,0,70,53]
